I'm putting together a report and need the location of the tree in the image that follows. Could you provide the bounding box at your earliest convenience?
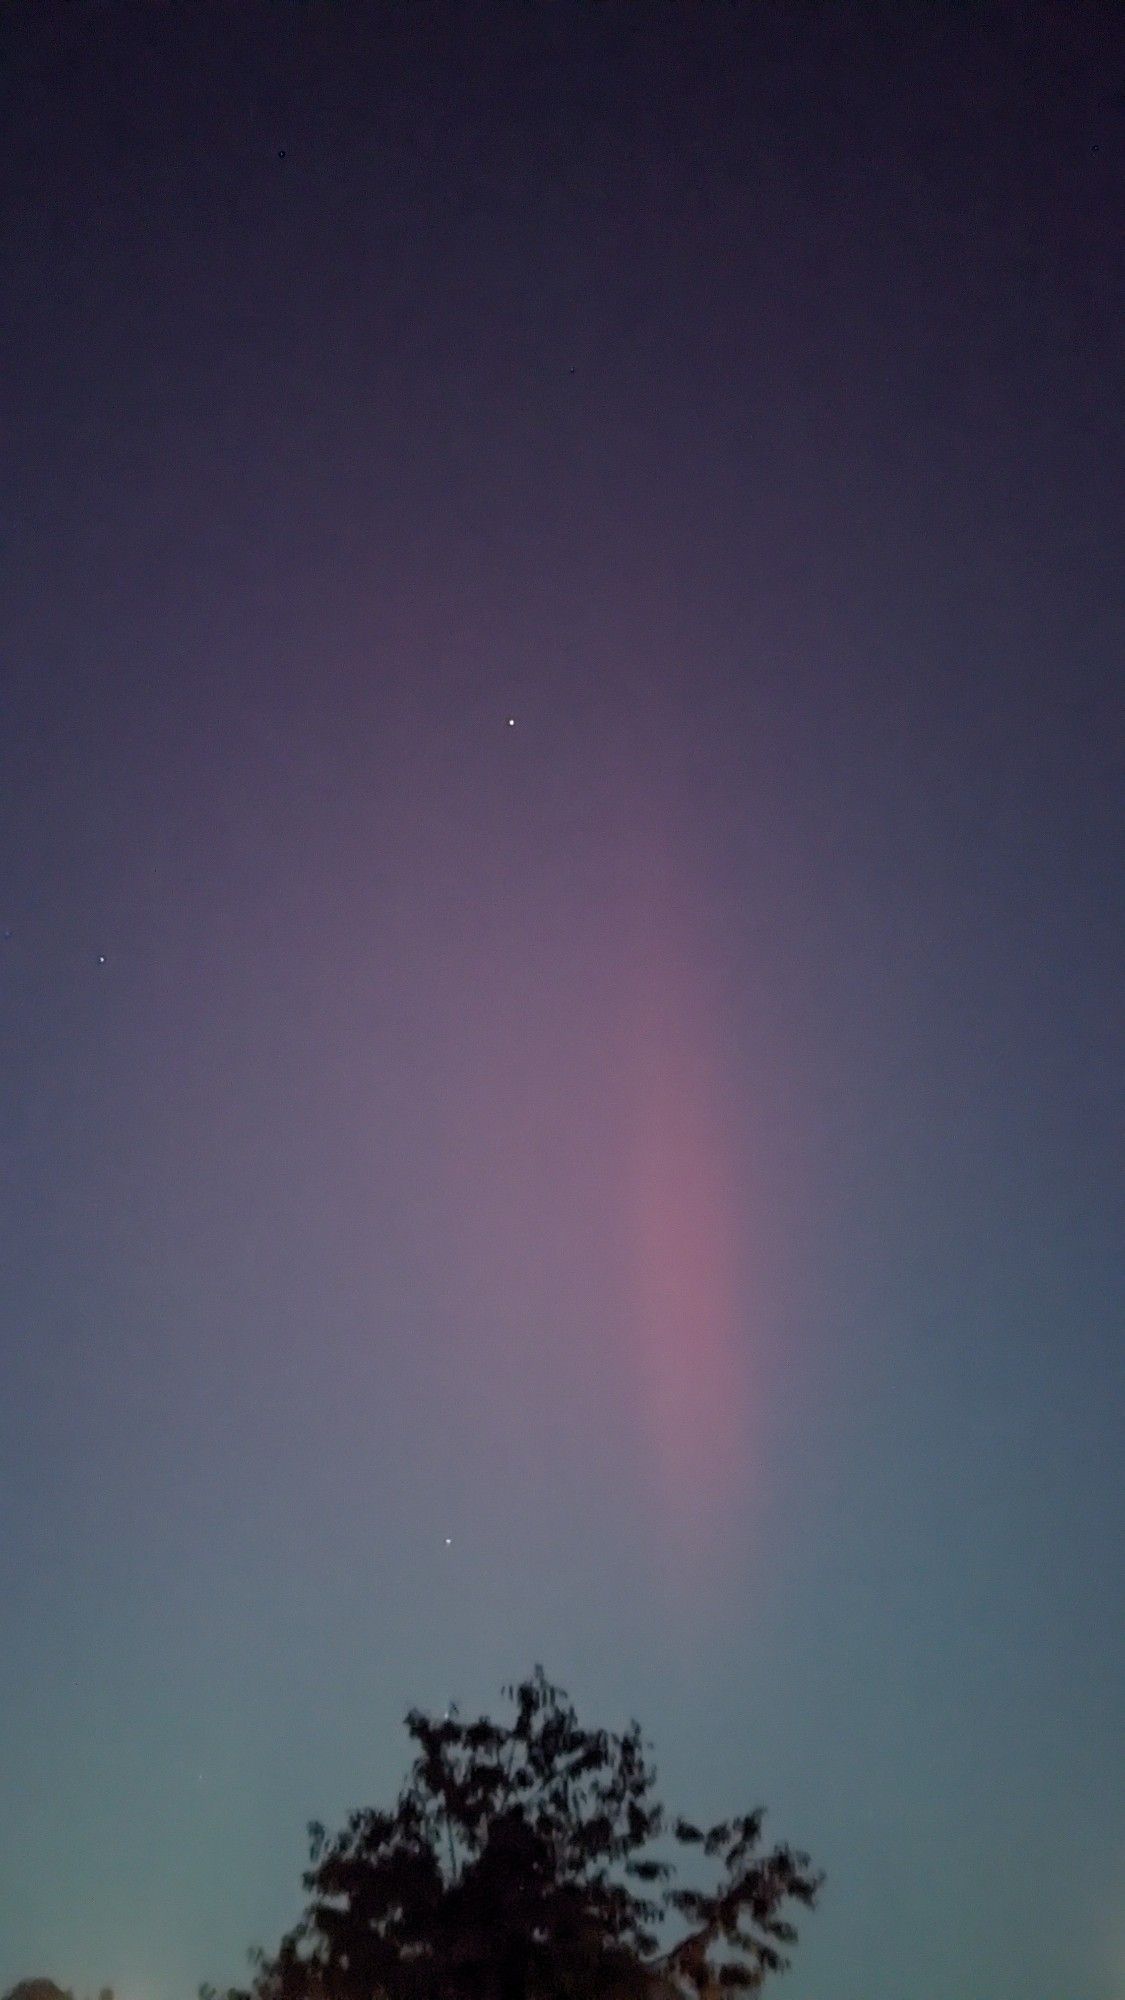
[1,1980,114,2000]
[2,1984,73,2000]
[210,1668,821,2000]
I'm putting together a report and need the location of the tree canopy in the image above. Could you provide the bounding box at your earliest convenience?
[2,1984,113,2000]
[212,1668,821,2000]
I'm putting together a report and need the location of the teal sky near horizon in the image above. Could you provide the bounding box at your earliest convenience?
[1,5,1122,1999]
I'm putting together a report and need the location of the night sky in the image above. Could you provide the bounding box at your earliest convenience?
[2,4,1123,1997]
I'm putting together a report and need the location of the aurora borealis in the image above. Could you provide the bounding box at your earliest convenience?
[1,6,1122,1998]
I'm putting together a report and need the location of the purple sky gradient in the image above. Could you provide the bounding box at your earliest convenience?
[1,5,1123,1998]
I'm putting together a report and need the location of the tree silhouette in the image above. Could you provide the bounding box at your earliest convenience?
[1,1984,114,2000]
[2,1984,74,2000]
[209,1668,821,2000]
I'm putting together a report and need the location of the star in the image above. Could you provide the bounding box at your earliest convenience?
[507,717,515,728]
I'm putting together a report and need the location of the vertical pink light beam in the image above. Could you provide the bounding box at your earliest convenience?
[617,845,753,1562]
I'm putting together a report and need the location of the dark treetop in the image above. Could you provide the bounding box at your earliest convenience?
[213,1671,821,2000]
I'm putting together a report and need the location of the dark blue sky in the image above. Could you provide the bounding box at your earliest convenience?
[1,5,1122,1998]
